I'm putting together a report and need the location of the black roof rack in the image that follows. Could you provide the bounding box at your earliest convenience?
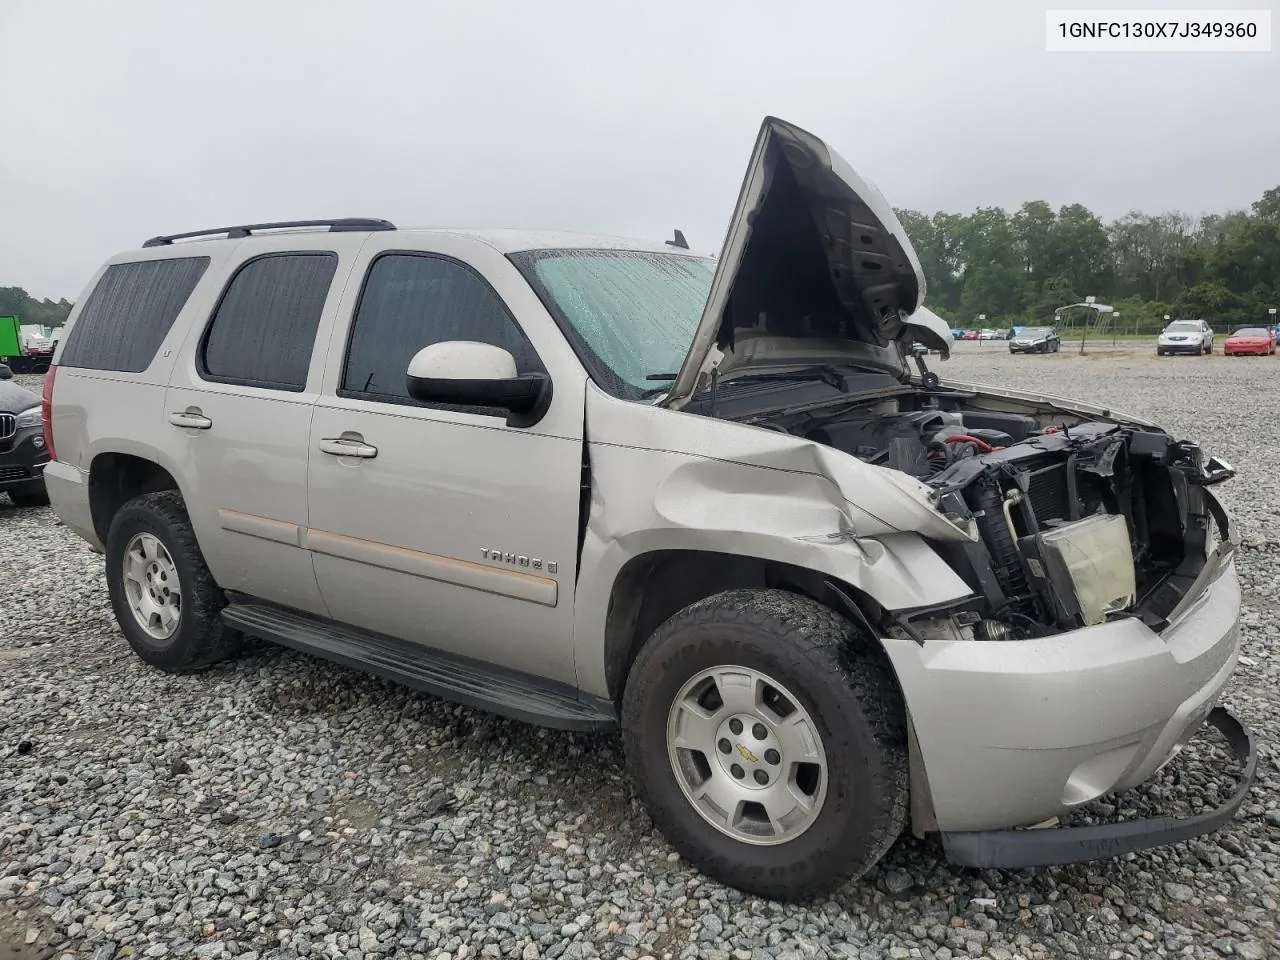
[142,218,396,248]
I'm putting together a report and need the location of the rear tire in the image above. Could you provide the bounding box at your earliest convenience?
[105,491,240,672]
[7,482,50,507]
[622,588,908,901]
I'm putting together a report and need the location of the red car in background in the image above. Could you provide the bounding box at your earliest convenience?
[1223,326,1276,356]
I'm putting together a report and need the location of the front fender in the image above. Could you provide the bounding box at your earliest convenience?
[573,413,972,697]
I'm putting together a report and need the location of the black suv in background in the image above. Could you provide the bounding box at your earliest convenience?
[0,364,51,507]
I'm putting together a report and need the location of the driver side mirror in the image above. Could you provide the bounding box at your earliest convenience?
[0,363,11,380]
[406,341,552,427]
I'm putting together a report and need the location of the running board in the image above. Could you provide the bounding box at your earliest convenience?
[221,601,616,732]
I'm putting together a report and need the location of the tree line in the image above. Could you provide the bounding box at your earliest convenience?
[0,287,74,329]
[4,186,1278,336]
[895,185,1280,333]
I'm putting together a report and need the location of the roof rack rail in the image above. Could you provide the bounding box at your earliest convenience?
[142,218,396,248]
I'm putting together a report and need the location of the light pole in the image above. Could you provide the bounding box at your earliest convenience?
[1078,298,1095,356]
[1112,312,1119,346]
[977,314,986,346]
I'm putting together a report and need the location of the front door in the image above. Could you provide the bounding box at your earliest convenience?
[306,240,585,685]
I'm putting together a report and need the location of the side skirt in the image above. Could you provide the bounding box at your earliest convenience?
[221,597,617,732]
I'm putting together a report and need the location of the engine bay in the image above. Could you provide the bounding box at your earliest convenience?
[745,381,1231,640]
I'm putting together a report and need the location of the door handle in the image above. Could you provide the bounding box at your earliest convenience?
[168,411,213,430]
[319,437,378,459]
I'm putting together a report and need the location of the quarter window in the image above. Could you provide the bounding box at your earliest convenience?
[59,257,209,373]
[341,254,543,408]
[200,253,338,391]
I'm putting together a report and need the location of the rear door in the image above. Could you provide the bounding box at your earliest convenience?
[161,236,359,615]
[305,235,586,685]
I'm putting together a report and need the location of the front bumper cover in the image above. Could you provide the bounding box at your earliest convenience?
[940,706,1255,868]
[0,428,50,490]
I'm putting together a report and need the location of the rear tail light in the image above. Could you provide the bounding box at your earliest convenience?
[41,365,56,461]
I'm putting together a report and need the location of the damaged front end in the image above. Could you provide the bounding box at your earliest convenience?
[743,380,1252,857]
[743,378,1236,642]
[905,404,1235,642]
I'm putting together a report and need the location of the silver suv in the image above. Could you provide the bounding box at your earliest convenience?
[44,117,1252,900]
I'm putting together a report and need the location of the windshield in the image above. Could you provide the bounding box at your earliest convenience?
[510,249,715,399]
[1233,328,1268,337]
[1166,322,1199,332]
[1021,327,1051,337]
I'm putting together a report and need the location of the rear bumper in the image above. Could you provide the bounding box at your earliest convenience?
[940,706,1254,867]
[43,459,102,549]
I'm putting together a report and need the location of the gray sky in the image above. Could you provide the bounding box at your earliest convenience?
[2,0,1276,299]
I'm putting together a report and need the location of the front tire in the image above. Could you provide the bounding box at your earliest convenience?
[105,491,239,672]
[622,589,908,901]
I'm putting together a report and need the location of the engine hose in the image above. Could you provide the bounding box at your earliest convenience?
[968,480,1029,605]
[943,433,997,452]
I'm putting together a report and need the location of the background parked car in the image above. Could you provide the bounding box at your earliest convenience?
[1156,319,1214,356]
[950,328,965,340]
[0,373,50,507]
[1008,326,1061,353]
[1223,326,1276,356]
[978,328,1001,340]
[960,329,979,340]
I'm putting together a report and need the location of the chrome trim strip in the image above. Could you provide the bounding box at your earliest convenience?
[305,528,558,607]
[217,508,304,547]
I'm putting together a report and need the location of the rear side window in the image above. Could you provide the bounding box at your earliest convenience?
[341,253,542,406]
[59,257,209,372]
[200,252,339,391]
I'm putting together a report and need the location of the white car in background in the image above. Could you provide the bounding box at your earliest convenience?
[1157,319,1214,356]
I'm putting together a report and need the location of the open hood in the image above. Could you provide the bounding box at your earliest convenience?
[662,116,950,409]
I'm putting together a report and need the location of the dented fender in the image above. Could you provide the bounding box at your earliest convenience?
[573,385,973,698]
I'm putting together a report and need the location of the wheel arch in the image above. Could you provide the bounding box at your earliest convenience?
[88,451,184,545]
[599,548,895,705]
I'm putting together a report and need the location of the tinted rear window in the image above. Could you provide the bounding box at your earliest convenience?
[200,252,338,391]
[59,257,210,372]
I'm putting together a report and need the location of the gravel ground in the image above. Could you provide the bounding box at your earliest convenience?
[2,350,1278,960]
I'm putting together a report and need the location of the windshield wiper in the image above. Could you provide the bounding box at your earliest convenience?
[731,365,860,392]
[642,364,874,399]
[640,373,679,398]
